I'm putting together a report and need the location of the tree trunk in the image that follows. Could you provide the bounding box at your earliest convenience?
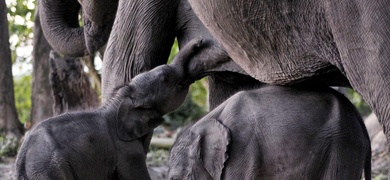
[0,0,22,136]
[49,51,100,115]
[29,4,54,127]
[82,55,101,94]
[0,0,23,157]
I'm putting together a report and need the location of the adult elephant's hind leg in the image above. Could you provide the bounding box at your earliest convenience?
[325,0,390,175]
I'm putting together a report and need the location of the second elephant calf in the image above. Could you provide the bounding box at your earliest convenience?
[168,85,371,180]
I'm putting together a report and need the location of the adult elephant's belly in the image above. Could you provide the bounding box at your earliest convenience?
[221,30,344,85]
[190,0,346,85]
[237,46,341,85]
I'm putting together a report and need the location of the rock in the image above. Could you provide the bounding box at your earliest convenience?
[148,165,169,180]
[364,113,382,141]
[371,131,389,177]
[0,157,15,180]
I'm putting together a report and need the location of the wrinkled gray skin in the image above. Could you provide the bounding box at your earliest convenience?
[39,0,259,110]
[39,0,390,137]
[39,0,118,56]
[102,0,261,109]
[15,40,203,180]
[44,0,390,159]
[169,85,371,180]
[40,0,389,174]
[188,0,390,163]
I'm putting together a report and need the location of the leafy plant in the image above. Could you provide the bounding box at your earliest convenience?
[167,39,179,64]
[14,75,32,124]
[190,78,208,109]
[345,88,372,117]
[0,132,19,157]
[146,148,170,166]
[6,0,35,63]
[163,96,206,129]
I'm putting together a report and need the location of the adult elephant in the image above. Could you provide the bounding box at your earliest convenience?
[39,0,260,109]
[101,0,261,108]
[44,0,345,110]
[39,0,118,57]
[186,0,390,161]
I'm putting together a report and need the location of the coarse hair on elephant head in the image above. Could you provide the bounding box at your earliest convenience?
[39,0,118,56]
[15,39,206,179]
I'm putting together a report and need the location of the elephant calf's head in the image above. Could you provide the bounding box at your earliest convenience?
[129,39,204,114]
[129,65,189,114]
[115,39,204,141]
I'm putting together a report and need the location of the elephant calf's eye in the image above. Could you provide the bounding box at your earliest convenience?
[161,75,169,84]
[177,84,183,90]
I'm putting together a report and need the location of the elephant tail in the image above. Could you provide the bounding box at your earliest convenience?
[364,147,371,180]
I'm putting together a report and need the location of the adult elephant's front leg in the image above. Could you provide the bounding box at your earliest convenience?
[326,0,390,173]
[102,0,179,102]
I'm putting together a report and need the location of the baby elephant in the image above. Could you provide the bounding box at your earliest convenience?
[15,39,203,180]
[168,85,371,180]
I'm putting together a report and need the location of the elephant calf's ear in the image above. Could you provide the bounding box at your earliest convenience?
[190,119,230,180]
[116,98,163,141]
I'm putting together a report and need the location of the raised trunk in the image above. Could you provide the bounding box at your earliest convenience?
[39,0,87,57]
[101,0,179,102]
[175,1,262,109]
[29,5,54,127]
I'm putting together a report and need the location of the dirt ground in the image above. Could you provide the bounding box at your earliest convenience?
[1,143,387,180]
[0,156,169,180]
[1,115,388,179]
[0,157,15,180]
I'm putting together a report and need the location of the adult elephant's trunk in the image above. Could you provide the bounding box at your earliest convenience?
[101,0,179,102]
[81,0,118,55]
[40,0,87,57]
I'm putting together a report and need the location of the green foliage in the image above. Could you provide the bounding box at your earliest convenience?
[6,0,35,124]
[373,174,387,180]
[14,75,32,124]
[0,132,19,157]
[168,39,179,64]
[7,0,35,46]
[345,89,371,117]
[146,148,170,166]
[190,78,208,109]
[163,96,206,129]
[6,0,35,63]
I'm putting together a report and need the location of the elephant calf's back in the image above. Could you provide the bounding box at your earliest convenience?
[216,86,370,179]
[169,85,370,179]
